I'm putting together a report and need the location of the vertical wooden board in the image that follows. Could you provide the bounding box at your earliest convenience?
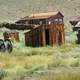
[24,34,26,46]
[37,28,42,47]
[62,24,65,43]
[60,24,65,44]
[38,29,41,46]
[25,33,30,46]
[38,28,42,46]
[30,33,33,46]
[36,30,39,47]
[25,33,28,46]
[31,30,35,47]
[32,30,38,47]
[31,29,39,47]
[50,25,55,46]
[41,26,46,46]
[25,34,28,46]
[57,24,61,44]
[49,25,52,45]
[25,32,31,47]
[37,29,40,47]
[55,24,58,44]
[31,30,34,47]
[27,34,31,46]
[54,24,57,44]
[58,24,62,44]
[52,24,55,45]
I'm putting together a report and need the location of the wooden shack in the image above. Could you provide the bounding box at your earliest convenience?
[17,11,65,47]
[70,17,80,44]
[70,17,80,26]
[3,31,20,42]
[10,31,19,42]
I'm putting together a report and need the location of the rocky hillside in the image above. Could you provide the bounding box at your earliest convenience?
[0,0,80,22]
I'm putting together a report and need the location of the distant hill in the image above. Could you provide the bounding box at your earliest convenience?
[0,0,80,22]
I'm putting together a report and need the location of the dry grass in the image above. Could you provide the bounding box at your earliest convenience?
[0,26,79,80]
[0,43,79,80]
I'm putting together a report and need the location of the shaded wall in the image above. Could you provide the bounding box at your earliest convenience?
[24,23,65,47]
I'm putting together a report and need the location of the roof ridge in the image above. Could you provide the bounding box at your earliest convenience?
[29,11,59,18]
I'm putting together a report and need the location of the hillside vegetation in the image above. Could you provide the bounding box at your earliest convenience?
[0,0,80,22]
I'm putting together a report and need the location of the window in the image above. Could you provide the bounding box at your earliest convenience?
[49,21,51,24]
[55,19,58,22]
[39,21,42,25]
[59,19,63,24]
[59,19,63,22]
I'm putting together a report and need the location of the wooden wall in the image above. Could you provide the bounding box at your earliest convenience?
[24,27,42,47]
[24,23,65,47]
[41,23,65,46]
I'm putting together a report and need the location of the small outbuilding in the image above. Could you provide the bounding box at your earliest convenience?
[3,31,20,42]
[70,17,80,44]
[16,11,65,47]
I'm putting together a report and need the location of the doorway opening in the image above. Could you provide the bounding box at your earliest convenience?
[45,29,50,45]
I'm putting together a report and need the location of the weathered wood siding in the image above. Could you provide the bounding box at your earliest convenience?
[24,23,65,47]
[24,27,42,47]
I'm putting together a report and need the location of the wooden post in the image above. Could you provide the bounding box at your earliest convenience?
[52,24,56,45]
[42,26,46,46]
[61,24,65,44]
